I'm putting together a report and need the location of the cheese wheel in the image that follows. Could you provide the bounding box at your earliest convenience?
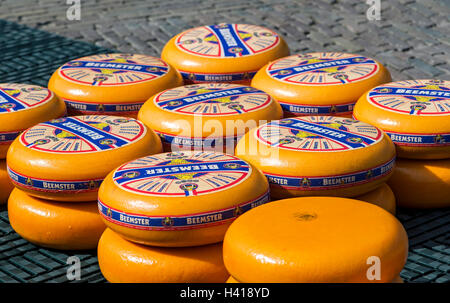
[387,158,450,208]
[392,276,404,283]
[235,116,396,199]
[161,23,289,85]
[226,275,404,283]
[223,196,408,283]
[8,188,105,250]
[353,79,450,159]
[355,183,396,215]
[98,228,228,283]
[138,83,283,154]
[7,115,162,202]
[0,160,13,204]
[251,52,391,117]
[0,83,66,158]
[98,150,270,247]
[48,53,183,117]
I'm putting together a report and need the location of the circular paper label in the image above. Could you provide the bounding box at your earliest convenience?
[0,83,53,114]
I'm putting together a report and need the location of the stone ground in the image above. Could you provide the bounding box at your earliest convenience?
[0,0,448,81]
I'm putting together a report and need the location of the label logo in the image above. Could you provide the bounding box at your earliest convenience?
[266,53,379,85]
[256,116,383,151]
[20,116,146,153]
[0,83,53,114]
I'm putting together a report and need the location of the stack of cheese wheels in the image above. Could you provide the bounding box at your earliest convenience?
[223,197,409,283]
[138,83,283,154]
[6,115,162,250]
[251,52,391,117]
[97,150,270,282]
[0,83,66,204]
[354,79,450,208]
[161,23,290,85]
[48,53,183,118]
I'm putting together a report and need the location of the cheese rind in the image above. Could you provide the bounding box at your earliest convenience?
[0,160,13,204]
[355,183,396,214]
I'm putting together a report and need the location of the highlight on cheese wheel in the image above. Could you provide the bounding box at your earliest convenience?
[223,196,409,283]
[6,115,162,202]
[98,228,228,283]
[138,83,283,154]
[251,52,391,117]
[387,158,450,209]
[98,150,270,247]
[0,160,13,204]
[235,116,396,199]
[0,83,66,158]
[161,23,290,85]
[354,183,396,215]
[8,188,106,250]
[353,79,450,160]
[48,53,183,117]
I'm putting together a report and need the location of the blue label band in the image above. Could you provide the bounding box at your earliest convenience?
[369,87,450,98]
[265,157,395,190]
[98,190,270,230]
[0,90,27,113]
[157,132,240,149]
[180,71,257,83]
[279,101,355,115]
[207,24,252,57]
[7,166,103,193]
[386,131,450,147]
[64,99,143,114]
[61,61,168,77]
[0,130,21,144]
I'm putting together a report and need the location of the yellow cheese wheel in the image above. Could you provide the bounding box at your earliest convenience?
[251,52,391,117]
[223,196,408,283]
[235,116,396,199]
[353,79,450,159]
[48,54,183,117]
[8,188,105,250]
[0,83,66,158]
[226,275,403,283]
[7,115,162,202]
[161,23,289,85]
[387,158,450,208]
[0,159,13,204]
[355,183,396,215]
[98,228,228,283]
[98,150,270,247]
[138,83,283,154]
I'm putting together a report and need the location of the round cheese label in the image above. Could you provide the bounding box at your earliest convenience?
[154,83,272,115]
[367,79,450,116]
[0,83,54,114]
[58,53,170,86]
[266,52,379,86]
[20,116,146,154]
[113,151,251,197]
[175,23,280,58]
[256,116,383,152]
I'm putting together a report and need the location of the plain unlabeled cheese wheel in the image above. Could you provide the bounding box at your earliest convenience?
[48,54,183,117]
[98,150,270,247]
[0,83,66,158]
[138,83,283,153]
[223,197,408,283]
[98,228,228,283]
[387,158,450,208]
[235,116,396,199]
[251,52,391,117]
[8,188,105,250]
[161,23,289,84]
[0,160,13,204]
[355,183,396,215]
[353,79,450,159]
[7,115,162,202]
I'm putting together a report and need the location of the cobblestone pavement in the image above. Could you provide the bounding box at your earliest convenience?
[0,0,448,81]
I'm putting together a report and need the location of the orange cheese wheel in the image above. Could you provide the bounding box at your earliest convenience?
[0,83,66,158]
[235,116,396,199]
[7,115,162,202]
[223,196,408,283]
[48,54,183,117]
[0,159,13,204]
[226,275,403,283]
[354,183,396,215]
[138,83,283,154]
[8,188,105,250]
[387,158,450,208]
[161,23,289,85]
[353,79,450,159]
[251,52,391,117]
[98,228,228,283]
[98,150,270,247]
